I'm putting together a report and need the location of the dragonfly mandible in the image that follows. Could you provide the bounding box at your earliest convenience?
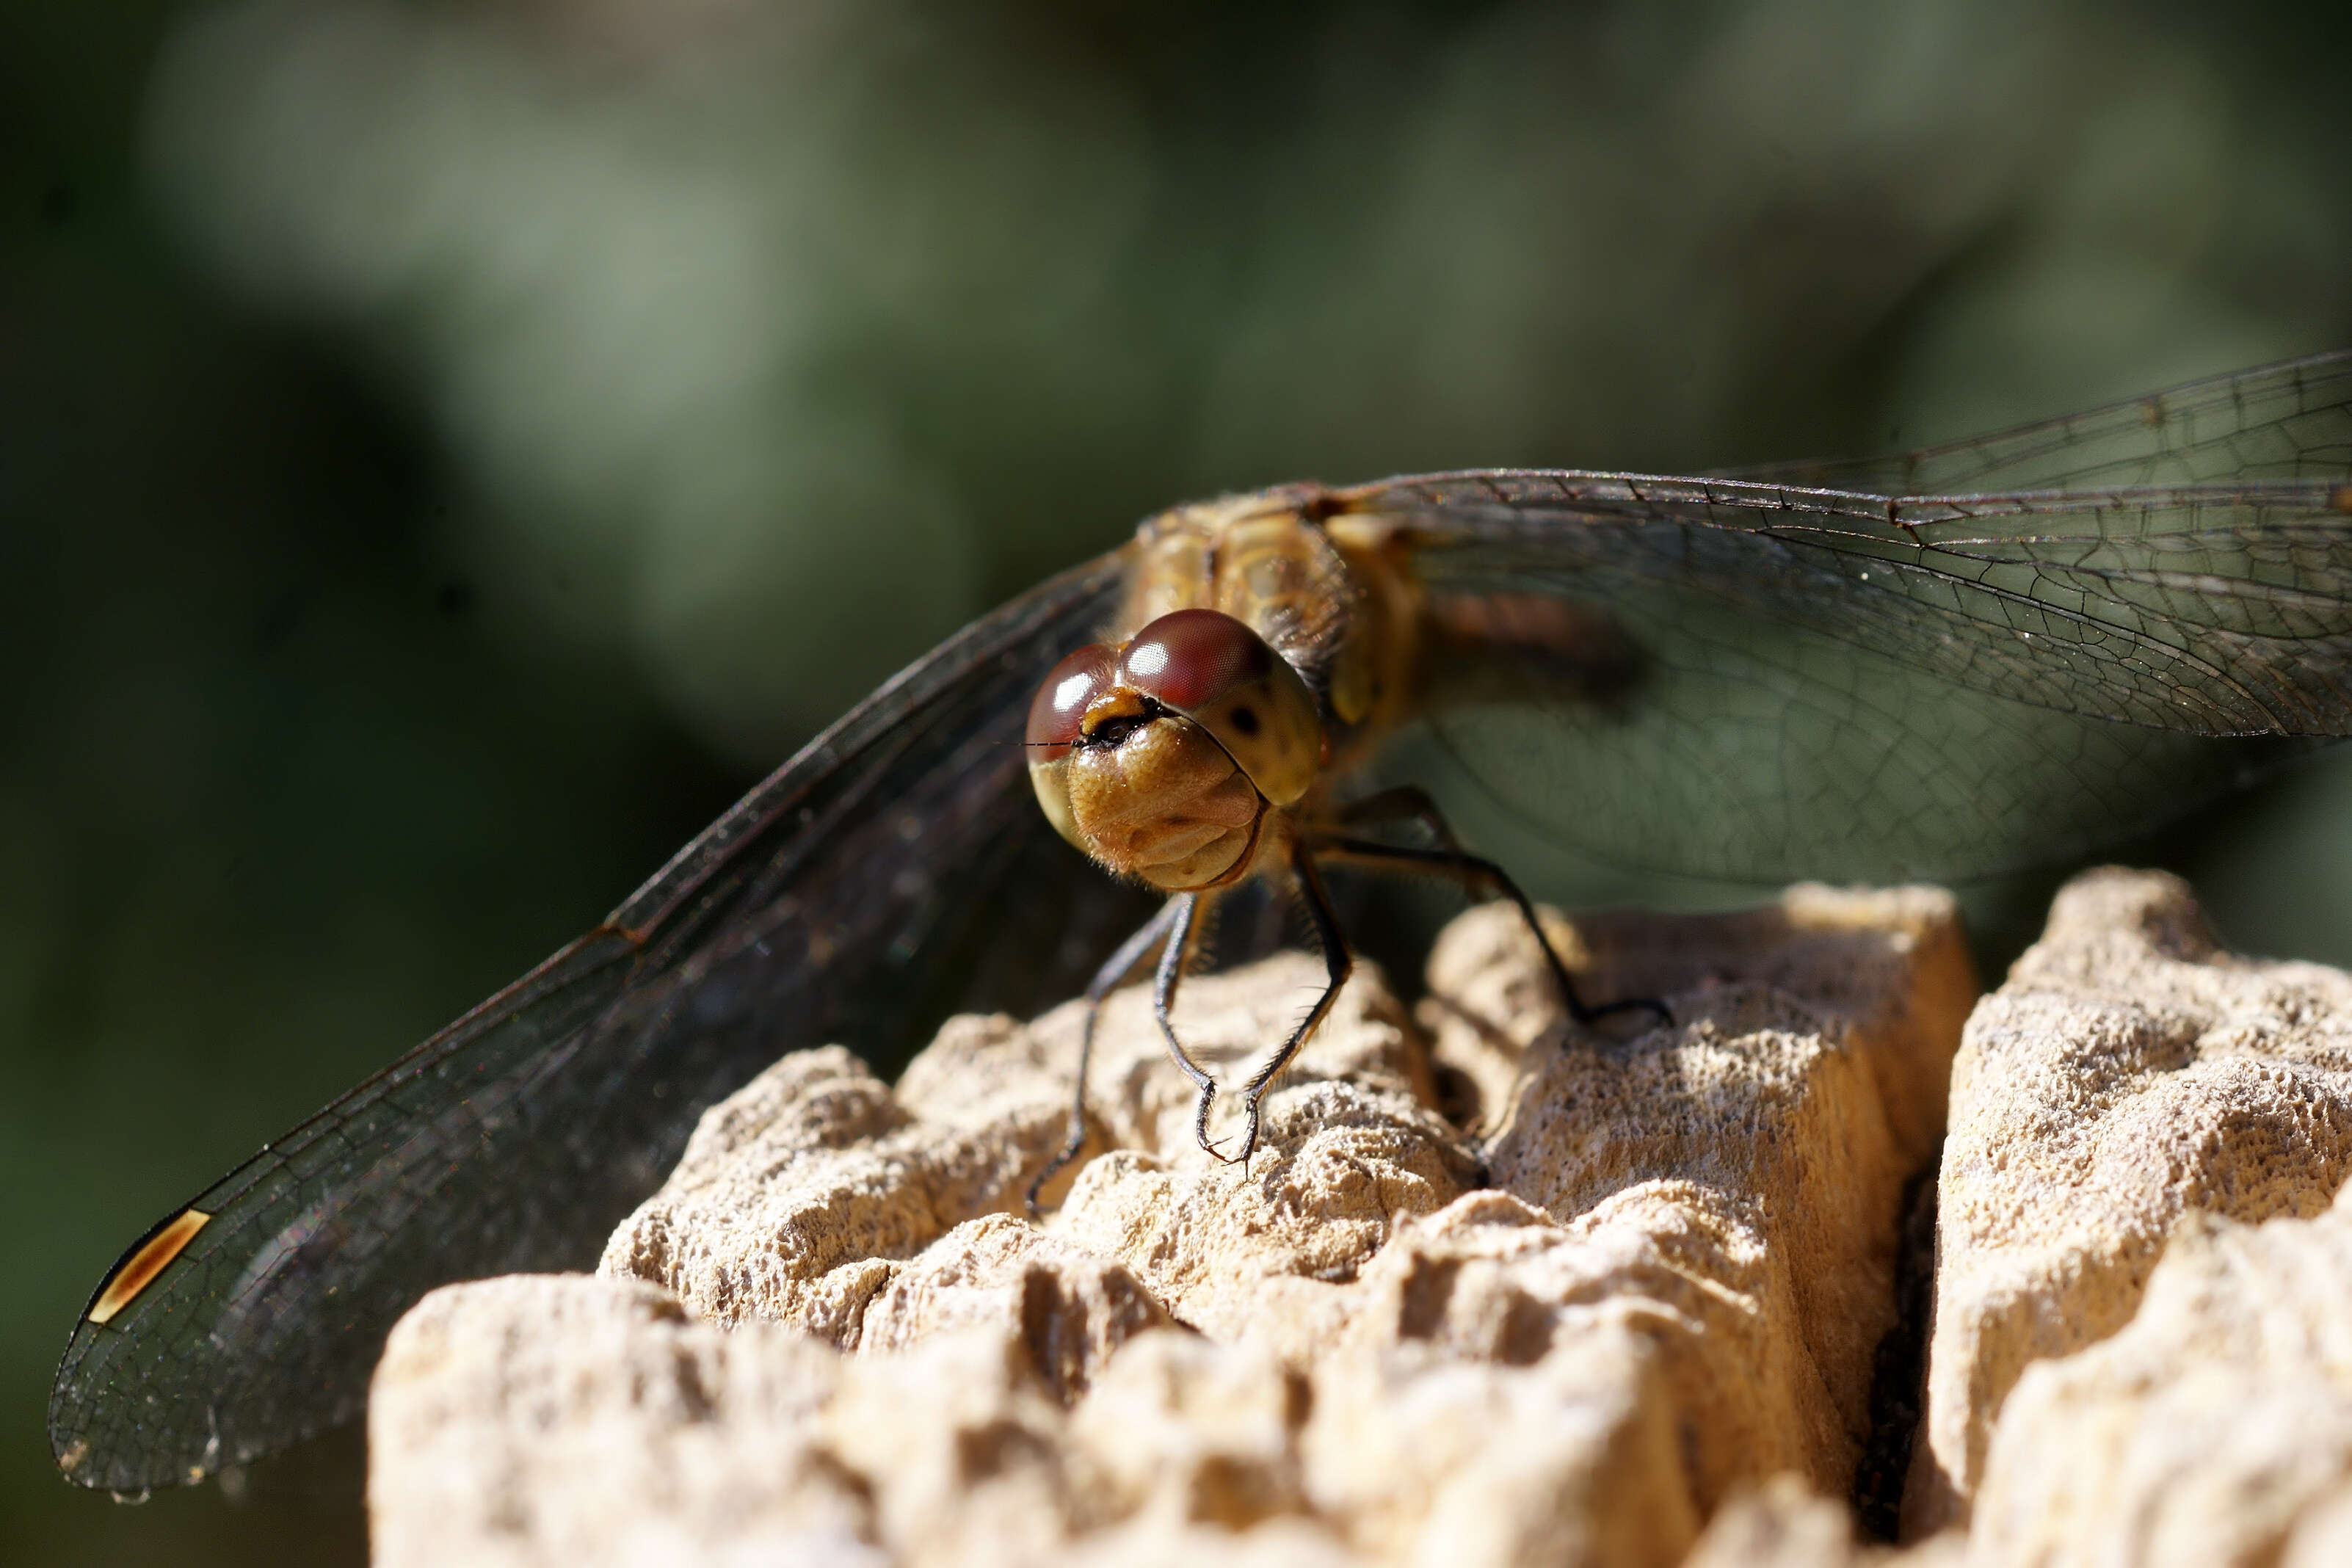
[50,350,2352,1495]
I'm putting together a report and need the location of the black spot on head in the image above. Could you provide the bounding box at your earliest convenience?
[1086,713,1149,749]
[1229,704,1259,736]
[435,578,477,619]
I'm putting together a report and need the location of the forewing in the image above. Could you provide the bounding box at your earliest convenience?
[1355,472,2352,882]
[1724,349,2352,493]
[49,546,1146,1493]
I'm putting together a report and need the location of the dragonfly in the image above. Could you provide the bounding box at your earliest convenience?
[51,350,2352,1495]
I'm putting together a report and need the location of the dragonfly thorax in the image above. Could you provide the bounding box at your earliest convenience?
[1026,608,1321,891]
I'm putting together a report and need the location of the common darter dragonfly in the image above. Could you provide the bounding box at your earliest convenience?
[51,351,2352,1494]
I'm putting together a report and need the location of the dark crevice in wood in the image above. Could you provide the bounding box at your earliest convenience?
[1853,1152,1940,1539]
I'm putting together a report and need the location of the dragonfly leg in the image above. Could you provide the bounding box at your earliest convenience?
[1333,784,1467,854]
[1144,893,1242,1164]
[1026,896,1189,1218]
[1306,830,1672,1030]
[1224,844,1356,1174]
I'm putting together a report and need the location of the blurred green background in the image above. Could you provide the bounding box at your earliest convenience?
[6,0,2351,1558]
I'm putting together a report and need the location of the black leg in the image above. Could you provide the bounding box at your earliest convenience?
[1026,896,1189,1218]
[1217,843,1356,1172]
[1150,893,1235,1163]
[1334,784,1467,854]
[1306,832,1672,1029]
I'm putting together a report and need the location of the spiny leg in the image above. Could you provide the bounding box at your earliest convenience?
[1306,832,1672,1029]
[1220,843,1356,1172]
[1333,784,1468,854]
[1146,893,1236,1164]
[1026,895,1189,1218]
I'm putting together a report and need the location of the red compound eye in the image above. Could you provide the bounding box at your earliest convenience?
[1119,609,1275,713]
[1119,609,1319,807]
[1026,644,1118,758]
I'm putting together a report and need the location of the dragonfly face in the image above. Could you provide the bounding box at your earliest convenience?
[1026,609,1320,891]
[50,349,2352,1496]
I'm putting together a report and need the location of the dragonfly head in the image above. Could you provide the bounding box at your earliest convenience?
[1027,609,1320,891]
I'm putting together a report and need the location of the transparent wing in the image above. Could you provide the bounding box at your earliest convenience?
[1721,349,2352,493]
[1351,468,2352,883]
[50,546,1150,1494]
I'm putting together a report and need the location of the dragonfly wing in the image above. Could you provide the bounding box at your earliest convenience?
[50,545,1146,1493]
[1416,597,2313,883]
[1721,349,2352,493]
[1354,470,2352,882]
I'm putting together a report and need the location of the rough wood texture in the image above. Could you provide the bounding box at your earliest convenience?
[368,1274,860,1567]
[1968,1183,2352,1567]
[1683,1475,1962,1568]
[1913,868,2352,1533]
[369,885,1976,1565]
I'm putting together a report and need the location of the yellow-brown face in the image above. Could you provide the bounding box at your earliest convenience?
[1027,609,1321,891]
